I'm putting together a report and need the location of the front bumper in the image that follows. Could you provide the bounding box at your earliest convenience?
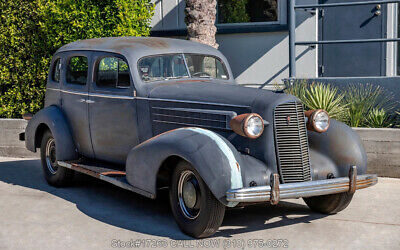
[226,166,377,204]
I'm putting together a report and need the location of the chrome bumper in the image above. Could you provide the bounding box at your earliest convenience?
[226,166,378,203]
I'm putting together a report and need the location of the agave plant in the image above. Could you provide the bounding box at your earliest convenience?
[285,81,346,119]
[302,83,346,119]
[344,83,394,127]
[366,108,394,128]
[396,111,400,128]
[284,80,308,102]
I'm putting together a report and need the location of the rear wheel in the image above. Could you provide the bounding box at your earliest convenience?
[40,131,74,187]
[303,192,354,214]
[169,161,225,238]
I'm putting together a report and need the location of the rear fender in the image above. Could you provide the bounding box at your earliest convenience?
[25,106,78,161]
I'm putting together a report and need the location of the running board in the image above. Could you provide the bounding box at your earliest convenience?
[57,161,154,199]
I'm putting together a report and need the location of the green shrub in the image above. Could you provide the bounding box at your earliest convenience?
[303,82,346,120]
[218,0,250,23]
[285,81,398,128]
[284,80,308,101]
[285,80,346,119]
[0,0,154,118]
[395,111,400,128]
[366,108,394,128]
[344,83,394,127]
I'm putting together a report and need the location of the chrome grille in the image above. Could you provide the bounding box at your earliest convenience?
[274,102,311,183]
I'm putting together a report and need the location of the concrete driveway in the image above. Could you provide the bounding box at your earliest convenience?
[0,157,399,250]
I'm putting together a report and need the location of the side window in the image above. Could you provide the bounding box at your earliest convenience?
[51,58,61,82]
[66,56,88,85]
[97,57,131,88]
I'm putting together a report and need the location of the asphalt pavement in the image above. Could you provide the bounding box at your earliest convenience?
[0,157,399,250]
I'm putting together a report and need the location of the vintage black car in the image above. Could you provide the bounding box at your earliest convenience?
[22,37,377,238]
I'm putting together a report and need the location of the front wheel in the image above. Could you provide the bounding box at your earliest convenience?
[40,130,74,187]
[303,192,354,214]
[169,161,225,238]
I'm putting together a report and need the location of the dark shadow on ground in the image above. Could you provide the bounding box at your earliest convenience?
[0,159,327,239]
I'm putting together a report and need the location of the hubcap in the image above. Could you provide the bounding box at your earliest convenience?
[45,138,58,174]
[178,170,201,219]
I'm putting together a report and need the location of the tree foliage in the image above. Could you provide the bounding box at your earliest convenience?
[218,0,250,23]
[0,0,154,118]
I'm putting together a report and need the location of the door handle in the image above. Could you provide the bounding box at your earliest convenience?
[78,99,95,104]
[374,4,381,16]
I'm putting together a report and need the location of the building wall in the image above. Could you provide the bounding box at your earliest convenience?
[150,1,398,87]
[150,0,318,86]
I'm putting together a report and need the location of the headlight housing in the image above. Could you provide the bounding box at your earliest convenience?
[306,109,330,133]
[230,113,264,139]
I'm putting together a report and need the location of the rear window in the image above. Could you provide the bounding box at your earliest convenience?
[66,56,88,85]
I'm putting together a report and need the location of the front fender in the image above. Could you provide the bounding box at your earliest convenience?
[25,106,78,161]
[126,127,261,207]
[308,119,367,179]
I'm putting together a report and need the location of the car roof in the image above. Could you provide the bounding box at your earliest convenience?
[56,37,224,61]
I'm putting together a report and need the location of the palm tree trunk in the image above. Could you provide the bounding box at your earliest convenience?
[184,0,218,49]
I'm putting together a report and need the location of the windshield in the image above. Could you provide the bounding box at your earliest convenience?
[138,53,229,82]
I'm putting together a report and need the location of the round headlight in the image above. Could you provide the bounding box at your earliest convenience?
[244,114,264,138]
[230,113,264,139]
[311,110,330,132]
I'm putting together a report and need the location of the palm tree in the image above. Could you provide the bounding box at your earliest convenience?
[184,0,218,48]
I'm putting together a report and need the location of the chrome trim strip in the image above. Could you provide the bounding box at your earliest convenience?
[47,88,134,100]
[46,87,60,91]
[61,89,87,96]
[89,92,134,100]
[46,87,250,107]
[226,174,378,203]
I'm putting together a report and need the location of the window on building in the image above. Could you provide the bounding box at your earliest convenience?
[217,0,278,24]
[52,58,61,82]
[66,56,88,85]
[97,57,131,88]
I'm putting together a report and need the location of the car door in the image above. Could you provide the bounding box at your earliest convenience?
[61,52,94,158]
[88,52,139,164]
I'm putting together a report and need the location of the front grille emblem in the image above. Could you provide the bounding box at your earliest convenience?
[286,116,291,125]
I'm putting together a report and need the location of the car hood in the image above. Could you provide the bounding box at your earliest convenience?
[147,80,290,108]
[146,80,301,176]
